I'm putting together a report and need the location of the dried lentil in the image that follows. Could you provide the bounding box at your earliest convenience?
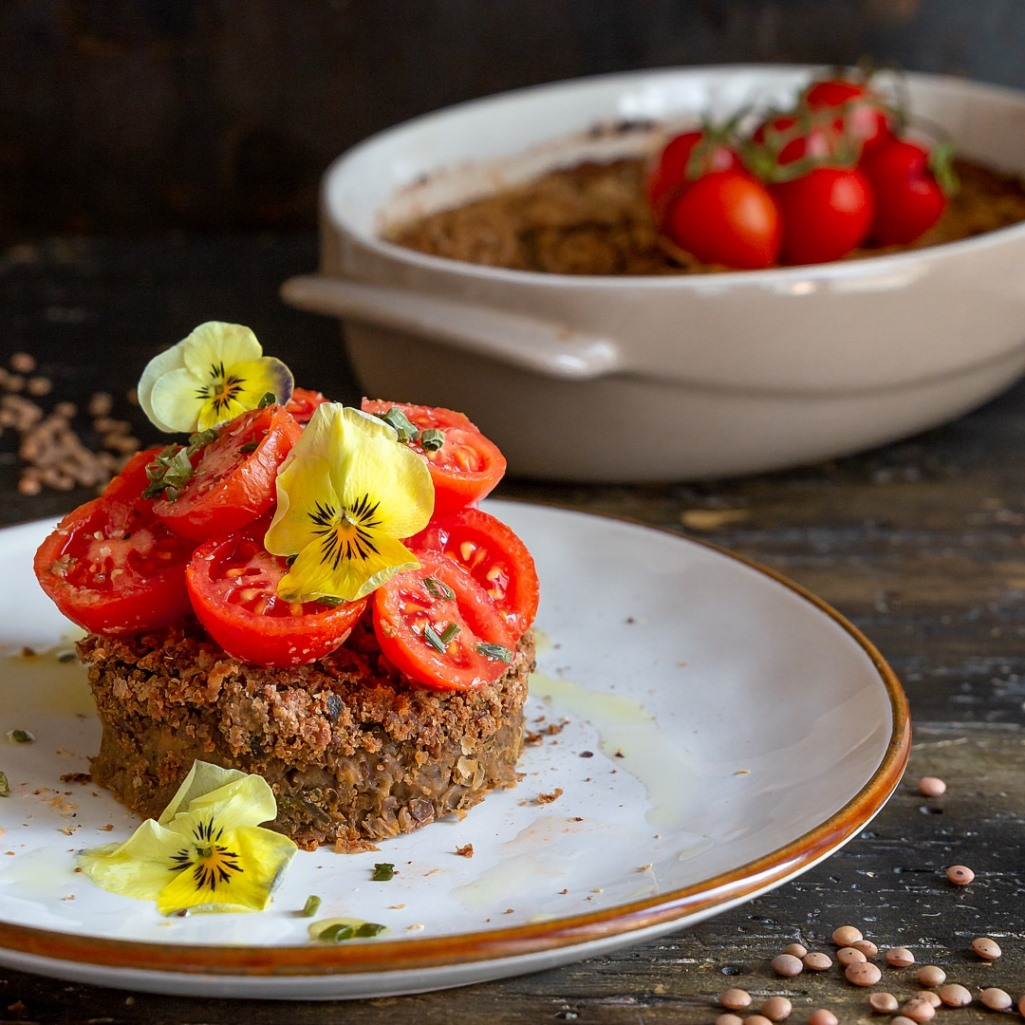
[885,946,915,967]
[852,939,878,958]
[916,776,946,797]
[915,965,946,988]
[900,996,936,1022]
[970,936,1001,960]
[715,1015,743,1025]
[836,946,867,966]
[831,925,863,946]
[719,988,751,1010]
[979,988,1011,1011]
[802,952,832,971]
[806,1010,837,1025]
[770,954,803,978]
[937,984,971,1007]
[945,864,974,885]
[845,961,881,987]
[868,993,899,1014]
[746,1017,773,1025]
[782,942,807,958]
[761,996,792,1021]
[913,991,941,1008]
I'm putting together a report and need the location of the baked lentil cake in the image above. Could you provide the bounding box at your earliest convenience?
[79,617,534,852]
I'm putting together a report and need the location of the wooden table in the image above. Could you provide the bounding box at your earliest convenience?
[1,234,1022,1023]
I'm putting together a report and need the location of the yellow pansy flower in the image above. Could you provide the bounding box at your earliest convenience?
[78,762,297,916]
[264,403,434,602]
[138,321,293,433]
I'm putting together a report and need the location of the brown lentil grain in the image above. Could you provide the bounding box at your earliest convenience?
[836,946,867,966]
[802,952,832,971]
[9,352,36,373]
[715,1015,744,1025]
[852,939,878,958]
[760,996,792,1021]
[916,965,946,988]
[745,1017,773,1025]
[845,961,881,987]
[913,991,941,1008]
[806,1011,837,1025]
[885,946,915,967]
[719,989,752,1011]
[970,936,1002,960]
[916,776,946,797]
[868,993,899,1014]
[770,954,803,978]
[938,984,972,1008]
[901,996,936,1022]
[831,925,863,946]
[945,864,974,885]
[979,988,1012,1011]
[1018,994,1025,1016]
[890,1018,917,1025]
[782,942,807,958]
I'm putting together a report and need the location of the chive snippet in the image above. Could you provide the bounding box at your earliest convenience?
[301,895,322,918]
[0,771,9,798]
[6,729,34,745]
[477,642,513,663]
[371,862,395,881]
[422,576,455,601]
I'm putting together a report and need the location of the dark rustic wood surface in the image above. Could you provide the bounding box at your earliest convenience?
[0,233,1022,1024]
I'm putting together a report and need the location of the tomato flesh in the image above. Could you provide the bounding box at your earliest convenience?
[373,551,516,691]
[152,404,302,542]
[411,507,538,640]
[34,490,194,637]
[186,525,368,667]
[361,399,506,515]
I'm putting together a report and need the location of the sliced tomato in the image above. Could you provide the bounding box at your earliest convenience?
[34,489,194,637]
[360,399,506,516]
[411,507,538,640]
[186,525,368,668]
[151,405,302,542]
[285,386,331,424]
[372,551,516,691]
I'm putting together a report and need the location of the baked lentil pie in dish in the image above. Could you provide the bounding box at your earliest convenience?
[33,322,538,851]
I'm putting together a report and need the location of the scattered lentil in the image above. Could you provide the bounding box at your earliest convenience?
[916,776,946,797]
[945,864,974,885]
[761,996,793,1021]
[1016,993,1025,1016]
[831,925,863,947]
[868,993,900,1014]
[845,961,881,987]
[836,946,867,966]
[970,936,1002,960]
[782,943,808,958]
[746,1017,773,1025]
[770,954,804,978]
[852,939,878,958]
[900,996,936,1022]
[913,991,941,1008]
[979,988,1012,1011]
[806,1010,837,1025]
[937,984,971,1007]
[885,946,915,967]
[915,965,946,988]
[890,1018,917,1025]
[802,952,832,971]
[715,1015,743,1025]
[719,988,752,1011]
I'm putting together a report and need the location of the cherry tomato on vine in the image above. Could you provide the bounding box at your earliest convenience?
[372,550,516,691]
[411,506,539,640]
[749,112,844,170]
[34,481,194,637]
[646,129,741,225]
[862,138,951,245]
[361,399,506,516]
[772,165,874,265]
[802,76,894,159]
[663,169,782,270]
[151,404,302,542]
[186,523,368,667]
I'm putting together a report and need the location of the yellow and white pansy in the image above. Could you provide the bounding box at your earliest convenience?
[264,403,434,602]
[138,321,293,434]
[77,761,297,916]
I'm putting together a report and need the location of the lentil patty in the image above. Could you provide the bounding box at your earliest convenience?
[78,617,533,851]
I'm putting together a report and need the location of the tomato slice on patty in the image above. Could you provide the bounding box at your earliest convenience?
[372,550,517,691]
[34,475,194,636]
[411,507,538,640]
[151,404,302,542]
[360,399,506,516]
[186,525,368,668]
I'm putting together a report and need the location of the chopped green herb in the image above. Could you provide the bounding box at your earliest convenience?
[301,895,322,918]
[371,862,395,881]
[143,445,194,500]
[238,440,259,454]
[0,771,9,798]
[419,428,446,452]
[318,922,354,942]
[422,576,455,601]
[6,729,34,744]
[257,391,277,408]
[375,407,419,444]
[355,922,386,938]
[477,642,513,663]
[424,622,460,653]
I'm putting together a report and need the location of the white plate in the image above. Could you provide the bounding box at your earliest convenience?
[0,502,909,999]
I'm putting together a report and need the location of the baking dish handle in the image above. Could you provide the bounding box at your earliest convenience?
[280,275,623,381]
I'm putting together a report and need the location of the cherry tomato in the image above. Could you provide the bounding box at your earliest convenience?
[186,524,368,667]
[373,550,516,691]
[646,128,741,226]
[749,112,845,170]
[151,404,302,542]
[802,76,893,159]
[284,386,330,424]
[663,169,782,270]
[34,484,194,637]
[411,507,539,640]
[360,399,506,516]
[862,138,950,245]
[772,165,874,265]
